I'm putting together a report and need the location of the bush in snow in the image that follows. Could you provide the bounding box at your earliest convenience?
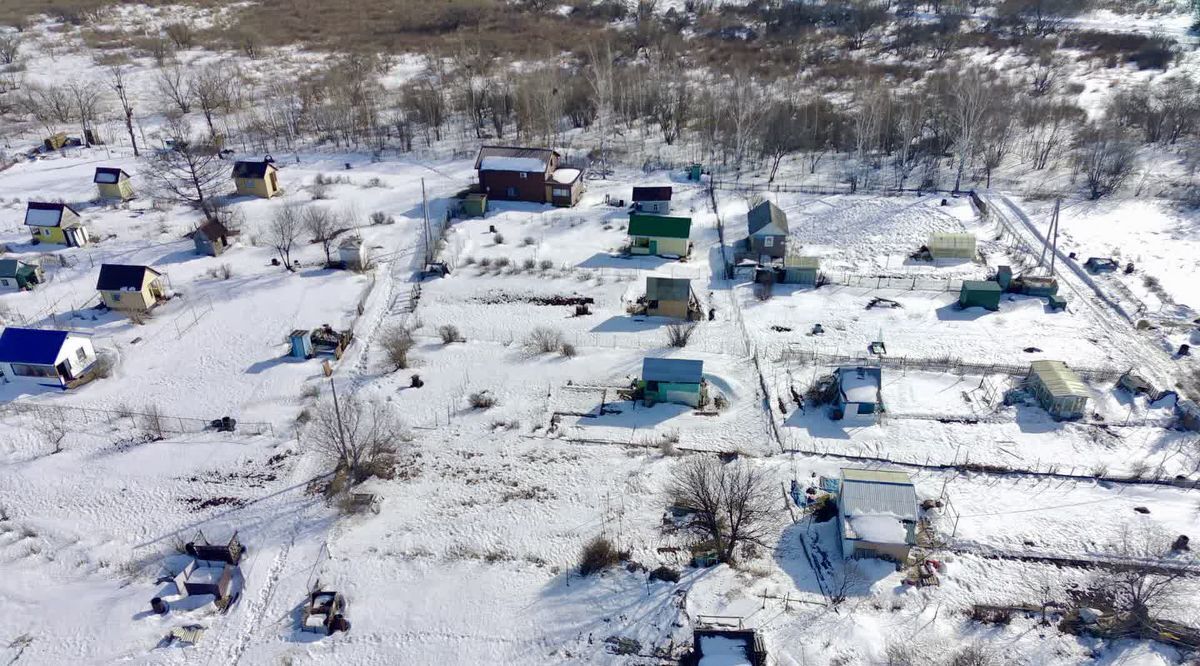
[310,394,404,484]
[560,342,577,358]
[578,536,619,576]
[524,326,564,355]
[648,566,680,583]
[382,325,415,370]
[468,390,497,409]
[494,257,510,268]
[437,324,462,344]
[522,258,536,271]
[948,645,995,666]
[666,322,696,348]
[522,236,536,246]
[538,259,554,271]
[493,233,504,244]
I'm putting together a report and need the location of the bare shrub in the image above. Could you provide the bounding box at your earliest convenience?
[881,643,915,666]
[666,322,696,348]
[310,394,404,483]
[90,354,115,379]
[437,324,461,344]
[267,205,302,271]
[0,34,21,65]
[369,211,393,225]
[560,342,577,358]
[667,456,774,563]
[947,645,995,666]
[522,236,536,246]
[579,536,619,576]
[36,421,68,454]
[381,325,415,370]
[524,326,564,355]
[310,178,330,200]
[493,233,504,244]
[538,259,554,271]
[648,566,680,583]
[522,258,536,270]
[1093,522,1196,630]
[140,405,166,440]
[163,22,195,49]
[468,390,497,409]
[494,257,510,268]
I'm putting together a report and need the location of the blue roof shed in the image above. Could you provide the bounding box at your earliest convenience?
[642,358,704,384]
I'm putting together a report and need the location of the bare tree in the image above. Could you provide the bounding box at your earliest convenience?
[943,67,997,192]
[310,393,403,483]
[1093,522,1196,631]
[193,64,232,138]
[267,205,302,271]
[1076,123,1137,199]
[146,118,225,214]
[829,560,867,605]
[36,420,68,455]
[302,205,339,265]
[106,65,140,156]
[996,0,1090,36]
[156,63,194,114]
[666,322,697,348]
[758,100,806,183]
[668,456,775,563]
[0,33,20,65]
[67,80,105,147]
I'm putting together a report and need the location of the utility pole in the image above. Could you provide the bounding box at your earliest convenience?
[421,178,433,265]
[1048,198,1061,278]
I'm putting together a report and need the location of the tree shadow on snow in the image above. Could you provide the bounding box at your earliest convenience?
[783,408,855,440]
[934,302,992,322]
[573,399,692,428]
[589,315,670,334]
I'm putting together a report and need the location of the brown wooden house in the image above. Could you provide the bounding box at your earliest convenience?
[474,146,580,207]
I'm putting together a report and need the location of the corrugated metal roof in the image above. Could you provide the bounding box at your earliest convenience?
[628,214,692,240]
[1030,360,1089,399]
[0,327,70,365]
[646,276,692,302]
[839,468,918,521]
[643,358,703,384]
[747,200,788,236]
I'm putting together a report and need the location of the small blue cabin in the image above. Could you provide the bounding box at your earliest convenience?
[640,358,705,408]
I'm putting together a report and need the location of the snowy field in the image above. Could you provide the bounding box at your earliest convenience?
[0,156,1197,665]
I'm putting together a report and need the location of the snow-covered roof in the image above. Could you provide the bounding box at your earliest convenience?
[550,168,581,184]
[646,276,692,302]
[697,635,753,666]
[837,367,880,404]
[474,146,556,173]
[839,468,918,544]
[1030,360,1089,399]
[24,202,78,227]
[480,156,547,172]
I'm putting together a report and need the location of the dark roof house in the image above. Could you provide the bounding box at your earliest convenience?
[632,186,673,202]
[96,264,161,291]
[93,167,131,184]
[232,161,276,179]
[747,200,788,236]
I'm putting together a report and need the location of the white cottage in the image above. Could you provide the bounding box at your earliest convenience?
[0,327,97,388]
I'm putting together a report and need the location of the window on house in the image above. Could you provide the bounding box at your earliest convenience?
[0,280,8,286]
[858,403,876,415]
[518,172,528,179]
[553,188,570,197]
[112,293,121,301]
[75,348,88,363]
[10,363,57,378]
[764,236,774,247]
[646,381,659,391]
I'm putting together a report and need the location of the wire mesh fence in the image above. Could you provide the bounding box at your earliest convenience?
[0,401,274,436]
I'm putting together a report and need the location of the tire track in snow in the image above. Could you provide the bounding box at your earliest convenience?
[221,529,296,666]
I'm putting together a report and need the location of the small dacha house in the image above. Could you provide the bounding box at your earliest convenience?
[644,276,700,320]
[835,366,883,422]
[94,167,134,200]
[747,200,788,261]
[96,264,166,312]
[640,357,706,408]
[232,159,280,198]
[474,146,581,207]
[0,259,44,291]
[782,254,820,286]
[1027,360,1089,420]
[958,280,1002,311]
[0,327,97,388]
[24,202,89,247]
[628,213,691,257]
[838,468,919,563]
[192,220,232,257]
[631,186,672,215]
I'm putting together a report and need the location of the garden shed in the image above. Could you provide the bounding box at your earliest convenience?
[645,276,699,320]
[0,259,44,291]
[641,357,705,407]
[94,167,134,200]
[838,468,919,562]
[1027,360,1089,420]
[958,280,1002,311]
[835,367,883,422]
[928,232,976,260]
[783,255,820,286]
